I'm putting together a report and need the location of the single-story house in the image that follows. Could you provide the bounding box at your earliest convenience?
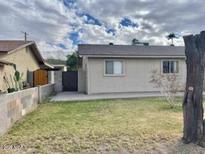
[78,44,186,94]
[0,40,50,92]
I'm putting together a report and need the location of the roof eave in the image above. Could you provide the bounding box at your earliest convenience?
[5,41,45,65]
[42,62,54,69]
[7,41,34,54]
[0,60,15,66]
[30,43,45,64]
[78,54,186,58]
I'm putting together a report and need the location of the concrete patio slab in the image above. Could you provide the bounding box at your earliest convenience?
[51,92,184,102]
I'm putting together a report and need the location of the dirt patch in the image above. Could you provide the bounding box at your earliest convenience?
[1,136,205,154]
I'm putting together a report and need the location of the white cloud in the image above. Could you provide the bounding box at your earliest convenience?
[0,0,79,59]
[76,0,205,46]
[1,0,205,60]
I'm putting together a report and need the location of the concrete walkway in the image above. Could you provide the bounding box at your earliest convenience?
[51,91,184,102]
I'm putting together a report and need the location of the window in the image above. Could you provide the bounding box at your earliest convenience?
[105,60,123,75]
[162,60,178,74]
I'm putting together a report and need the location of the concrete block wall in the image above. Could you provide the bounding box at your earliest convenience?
[0,83,55,136]
[38,83,55,103]
[0,87,38,135]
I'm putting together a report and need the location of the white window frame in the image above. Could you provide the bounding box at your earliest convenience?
[161,60,179,74]
[104,59,125,76]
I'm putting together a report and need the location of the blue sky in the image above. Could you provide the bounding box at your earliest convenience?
[120,17,138,28]
[0,0,205,59]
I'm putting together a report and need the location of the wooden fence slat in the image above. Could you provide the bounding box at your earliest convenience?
[33,69,48,86]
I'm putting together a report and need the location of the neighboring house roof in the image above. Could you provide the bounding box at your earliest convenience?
[49,64,67,71]
[39,63,67,71]
[45,59,66,65]
[40,62,54,70]
[0,40,32,52]
[52,64,67,67]
[78,44,185,58]
[0,40,45,65]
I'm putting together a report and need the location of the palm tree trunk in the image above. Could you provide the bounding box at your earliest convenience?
[183,31,205,146]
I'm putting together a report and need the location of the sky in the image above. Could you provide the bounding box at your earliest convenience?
[0,0,205,60]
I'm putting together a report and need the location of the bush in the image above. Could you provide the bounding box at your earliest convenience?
[150,70,183,107]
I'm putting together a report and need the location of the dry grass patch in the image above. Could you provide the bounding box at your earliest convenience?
[0,98,204,153]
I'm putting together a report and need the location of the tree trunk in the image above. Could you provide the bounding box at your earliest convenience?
[183,31,205,145]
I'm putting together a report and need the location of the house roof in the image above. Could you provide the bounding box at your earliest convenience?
[40,62,54,70]
[0,40,45,65]
[0,40,32,52]
[78,44,185,58]
[52,64,67,69]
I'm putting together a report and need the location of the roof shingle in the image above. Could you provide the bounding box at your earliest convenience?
[78,44,185,57]
[0,40,32,52]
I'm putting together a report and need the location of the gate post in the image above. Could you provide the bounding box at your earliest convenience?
[54,71,62,92]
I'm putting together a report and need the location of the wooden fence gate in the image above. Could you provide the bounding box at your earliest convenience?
[33,69,48,86]
[62,71,78,91]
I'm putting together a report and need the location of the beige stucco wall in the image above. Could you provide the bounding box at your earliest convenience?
[78,57,88,93]
[82,57,186,94]
[0,47,40,92]
[78,68,86,92]
[0,65,15,92]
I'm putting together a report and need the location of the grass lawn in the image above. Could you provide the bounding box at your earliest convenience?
[0,98,205,154]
